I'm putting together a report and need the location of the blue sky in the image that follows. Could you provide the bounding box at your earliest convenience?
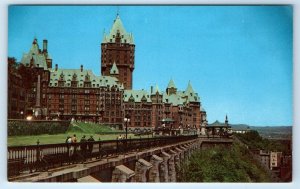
[8,5,293,126]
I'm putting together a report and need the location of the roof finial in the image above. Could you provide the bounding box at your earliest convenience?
[117,6,120,17]
[33,35,37,44]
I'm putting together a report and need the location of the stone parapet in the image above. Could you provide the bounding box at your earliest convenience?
[168,150,178,182]
[160,151,171,182]
[112,165,135,182]
[133,159,153,182]
[149,155,163,182]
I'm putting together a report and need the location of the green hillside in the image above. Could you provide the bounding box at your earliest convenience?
[67,122,124,134]
[177,142,272,182]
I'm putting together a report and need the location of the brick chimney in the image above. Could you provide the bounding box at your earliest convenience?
[43,39,48,53]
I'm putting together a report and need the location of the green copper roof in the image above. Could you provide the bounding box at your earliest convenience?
[151,84,161,95]
[110,62,119,75]
[162,80,201,105]
[20,38,51,70]
[102,14,134,44]
[185,81,194,94]
[123,89,151,103]
[162,118,174,122]
[208,120,226,127]
[48,67,124,89]
[163,92,185,106]
[184,81,200,103]
[167,79,176,89]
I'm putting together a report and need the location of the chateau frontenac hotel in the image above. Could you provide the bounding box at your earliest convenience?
[8,14,209,133]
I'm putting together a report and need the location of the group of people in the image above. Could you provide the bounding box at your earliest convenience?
[65,134,95,144]
[65,134,96,160]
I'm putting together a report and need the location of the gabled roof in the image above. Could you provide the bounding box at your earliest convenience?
[48,68,123,89]
[20,38,51,70]
[123,89,151,103]
[167,79,176,89]
[110,62,119,75]
[102,14,134,44]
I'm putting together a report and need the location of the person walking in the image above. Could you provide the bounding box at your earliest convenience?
[72,134,77,143]
[87,135,95,159]
[71,134,78,162]
[65,136,72,160]
[80,135,87,161]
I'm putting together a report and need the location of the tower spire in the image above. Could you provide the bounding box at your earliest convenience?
[117,6,120,17]
[225,114,229,126]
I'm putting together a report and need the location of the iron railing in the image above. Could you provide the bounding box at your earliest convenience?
[7,135,198,177]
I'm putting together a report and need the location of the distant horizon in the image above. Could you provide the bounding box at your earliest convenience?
[230,123,292,127]
[8,5,293,126]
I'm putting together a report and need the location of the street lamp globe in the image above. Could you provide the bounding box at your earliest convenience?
[124,114,130,140]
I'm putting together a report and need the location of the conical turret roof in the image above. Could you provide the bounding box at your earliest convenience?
[167,79,176,89]
[102,14,134,44]
[186,80,195,94]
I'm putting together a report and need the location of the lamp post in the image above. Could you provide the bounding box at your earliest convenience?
[20,111,23,119]
[124,114,130,140]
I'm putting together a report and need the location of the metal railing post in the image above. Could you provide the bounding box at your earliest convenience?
[116,137,119,155]
[98,138,102,159]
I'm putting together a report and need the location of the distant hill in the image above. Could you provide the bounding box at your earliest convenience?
[231,124,292,139]
[230,124,251,130]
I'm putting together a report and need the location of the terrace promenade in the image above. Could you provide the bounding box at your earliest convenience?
[8,135,233,182]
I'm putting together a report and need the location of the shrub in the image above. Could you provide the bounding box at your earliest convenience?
[8,120,70,136]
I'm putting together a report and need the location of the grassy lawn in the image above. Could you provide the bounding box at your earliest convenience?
[8,122,151,146]
[7,133,143,146]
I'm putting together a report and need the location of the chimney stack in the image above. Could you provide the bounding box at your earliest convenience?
[43,39,48,53]
[80,65,83,72]
[55,64,58,71]
[151,86,153,94]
